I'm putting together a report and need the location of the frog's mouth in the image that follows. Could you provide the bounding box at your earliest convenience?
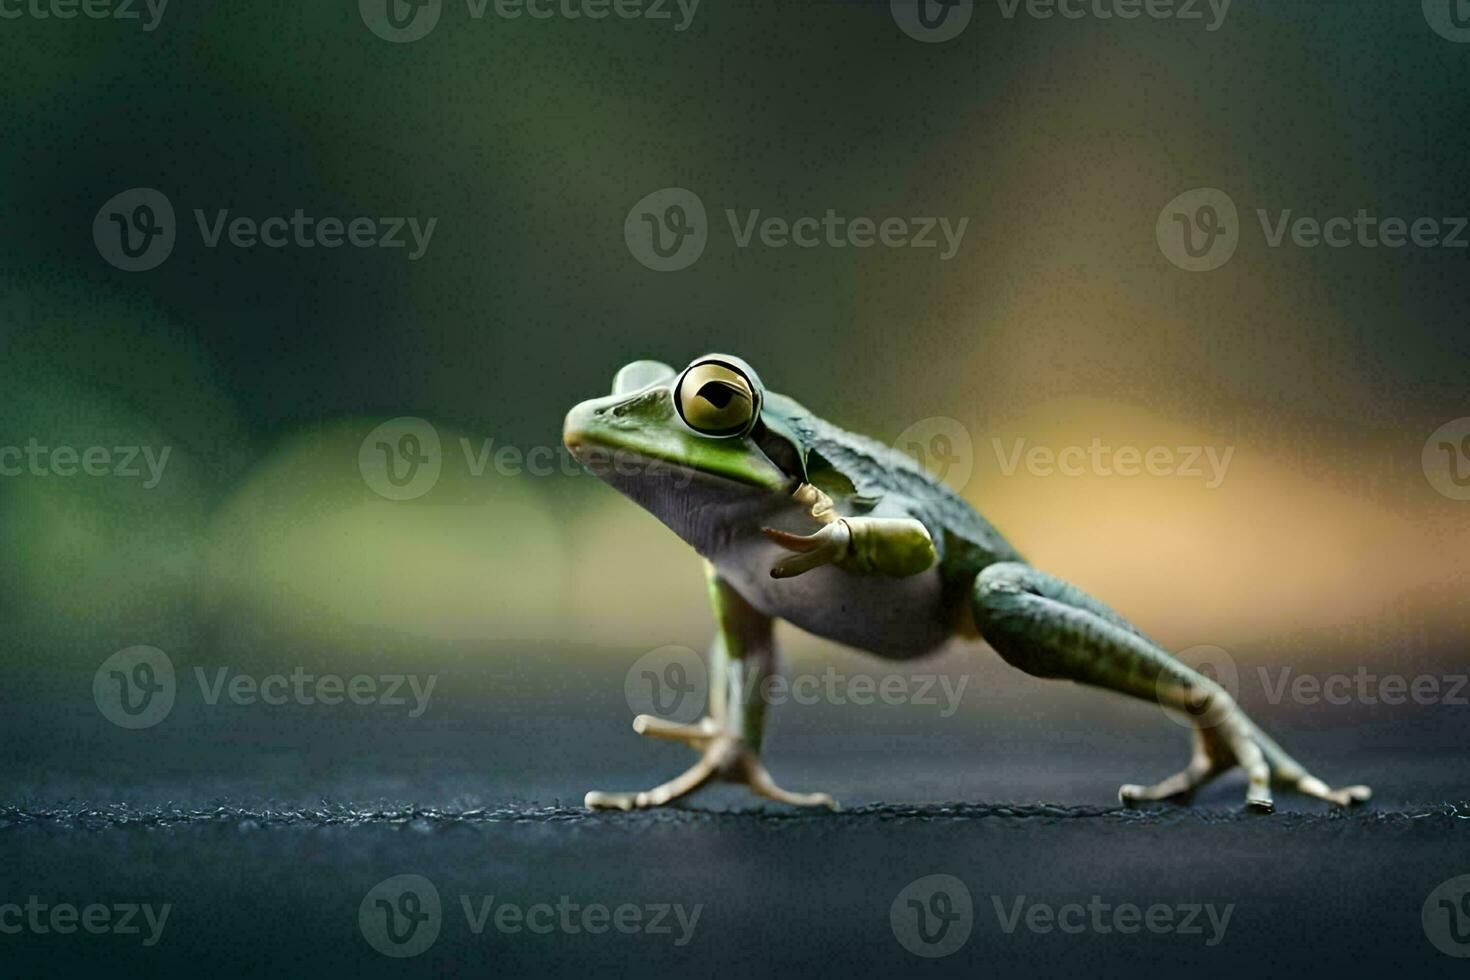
[562,393,791,492]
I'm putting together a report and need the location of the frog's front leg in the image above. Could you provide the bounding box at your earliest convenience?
[761,516,936,579]
[583,564,838,811]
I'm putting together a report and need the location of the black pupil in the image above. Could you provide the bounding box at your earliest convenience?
[696,381,740,409]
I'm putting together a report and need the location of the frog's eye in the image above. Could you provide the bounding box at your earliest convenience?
[676,360,760,437]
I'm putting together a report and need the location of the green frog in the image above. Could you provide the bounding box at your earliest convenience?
[563,354,1371,813]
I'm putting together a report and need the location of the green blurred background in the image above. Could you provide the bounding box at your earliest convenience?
[2,0,1469,758]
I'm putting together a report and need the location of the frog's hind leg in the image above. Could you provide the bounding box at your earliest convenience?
[970,562,1371,812]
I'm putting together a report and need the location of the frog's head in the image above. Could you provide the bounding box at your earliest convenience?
[564,354,810,549]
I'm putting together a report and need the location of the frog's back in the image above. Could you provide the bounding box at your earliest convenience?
[765,392,1023,581]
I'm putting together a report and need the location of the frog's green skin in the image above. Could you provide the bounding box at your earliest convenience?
[564,356,1372,813]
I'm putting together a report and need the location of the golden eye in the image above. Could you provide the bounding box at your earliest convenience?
[677,362,757,436]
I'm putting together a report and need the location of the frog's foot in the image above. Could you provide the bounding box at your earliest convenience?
[741,754,839,809]
[584,723,839,811]
[1117,712,1372,813]
[1118,732,1223,805]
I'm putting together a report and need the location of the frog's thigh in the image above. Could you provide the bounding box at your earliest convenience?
[969,562,1187,696]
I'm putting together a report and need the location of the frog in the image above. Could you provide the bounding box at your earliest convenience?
[562,354,1372,813]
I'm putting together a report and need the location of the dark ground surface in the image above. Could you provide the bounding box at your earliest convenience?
[3,654,1468,978]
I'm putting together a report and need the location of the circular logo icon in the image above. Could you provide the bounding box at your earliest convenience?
[1157,644,1239,729]
[1156,187,1239,272]
[359,417,443,501]
[360,874,442,958]
[891,0,973,43]
[890,874,973,958]
[893,416,974,496]
[93,646,176,729]
[93,188,176,272]
[624,645,707,724]
[1424,0,1470,43]
[360,0,442,42]
[624,187,707,272]
[1424,874,1470,957]
[1423,417,1470,501]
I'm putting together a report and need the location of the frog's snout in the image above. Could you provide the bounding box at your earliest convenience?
[562,399,599,461]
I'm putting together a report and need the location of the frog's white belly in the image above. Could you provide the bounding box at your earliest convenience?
[712,533,955,660]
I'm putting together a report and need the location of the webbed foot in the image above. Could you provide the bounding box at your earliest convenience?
[1117,724,1371,812]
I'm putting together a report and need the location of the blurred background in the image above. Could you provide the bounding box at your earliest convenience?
[4,0,1468,767]
[4,2,1470,975]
